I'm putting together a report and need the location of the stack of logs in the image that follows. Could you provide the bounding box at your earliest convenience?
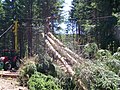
[42,32,88,90]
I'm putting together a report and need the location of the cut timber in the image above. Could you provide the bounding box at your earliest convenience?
[47,35,78,65]
[45,39,75,76]
[47,32,64,46]
[47,32,85,64]
[0,71,19,78]
[45,40,87,90]
[45,39,87,90]
[42,33,88,90]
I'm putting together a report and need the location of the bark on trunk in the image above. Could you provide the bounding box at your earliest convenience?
[47,35,78,65]
[45,39,75,76]
[41,33,87,90]
[47,32,85,64]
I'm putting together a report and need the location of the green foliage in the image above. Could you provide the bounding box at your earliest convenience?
[106,59,120,74]
[95,49,120,74]
[114,13,120,25]
[113,52,120,60]
[0,0,4,14]
[83,42,98,59]
[61,77,76,90]
[75,46,120,90]
[19,62,37,86]
[28,72,61,90]
[36,59,57,77]
[96,49,112,60]
[90,70,120,90]
[75,62,120,90]
[113,47,120,60]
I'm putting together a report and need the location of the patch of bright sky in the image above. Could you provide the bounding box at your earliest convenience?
[62,0,72,20]
[63,0,72,11]
[57,0,73,34]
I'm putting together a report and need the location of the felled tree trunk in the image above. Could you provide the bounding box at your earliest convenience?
[41,33,87,90]
[47,32,85,64]
[45,39,75,76]
[47,32,64,46]
[47,35,78,65]
[45,39,87,90]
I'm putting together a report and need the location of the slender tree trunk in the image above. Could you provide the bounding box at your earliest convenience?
[51,16,54,34]
[12,32,15,49]
[19,27,23,58]
[3,35,6,49]
[27,0,33,57]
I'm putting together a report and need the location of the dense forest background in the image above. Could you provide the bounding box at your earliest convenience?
[0,0,120,56]
[70,0,120,53]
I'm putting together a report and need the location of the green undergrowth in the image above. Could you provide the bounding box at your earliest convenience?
[18,56,76,90]
[28,72,61,90]
[75,62,120,90]
[83,42,98,59]
[19,44,120,90]
[18,61,37,86]
[74,45,120,90]
[113,47,120,60]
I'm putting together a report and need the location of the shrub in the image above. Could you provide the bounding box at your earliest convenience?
[19,62,37,86]
[106,59,120,74]
[96,49,112,60]
[28,72,61,90]
[83,42,98,59]
[113,47,120,60]
[75,62,120,90]
[90,69,120,90]
[36,59,57,77]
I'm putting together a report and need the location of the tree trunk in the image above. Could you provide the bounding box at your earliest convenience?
[47,35,78,65]
[45,39,75,76]
[27,0,33,57]
[47,32,85,64]
[44,34,87,90]
[41,32,87,90]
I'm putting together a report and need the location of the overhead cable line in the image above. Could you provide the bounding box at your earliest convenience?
[69,15,114,21]
[0,24,13,38]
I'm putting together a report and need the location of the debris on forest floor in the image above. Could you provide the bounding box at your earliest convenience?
[0,71,19,78]
[0,77,28,90]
